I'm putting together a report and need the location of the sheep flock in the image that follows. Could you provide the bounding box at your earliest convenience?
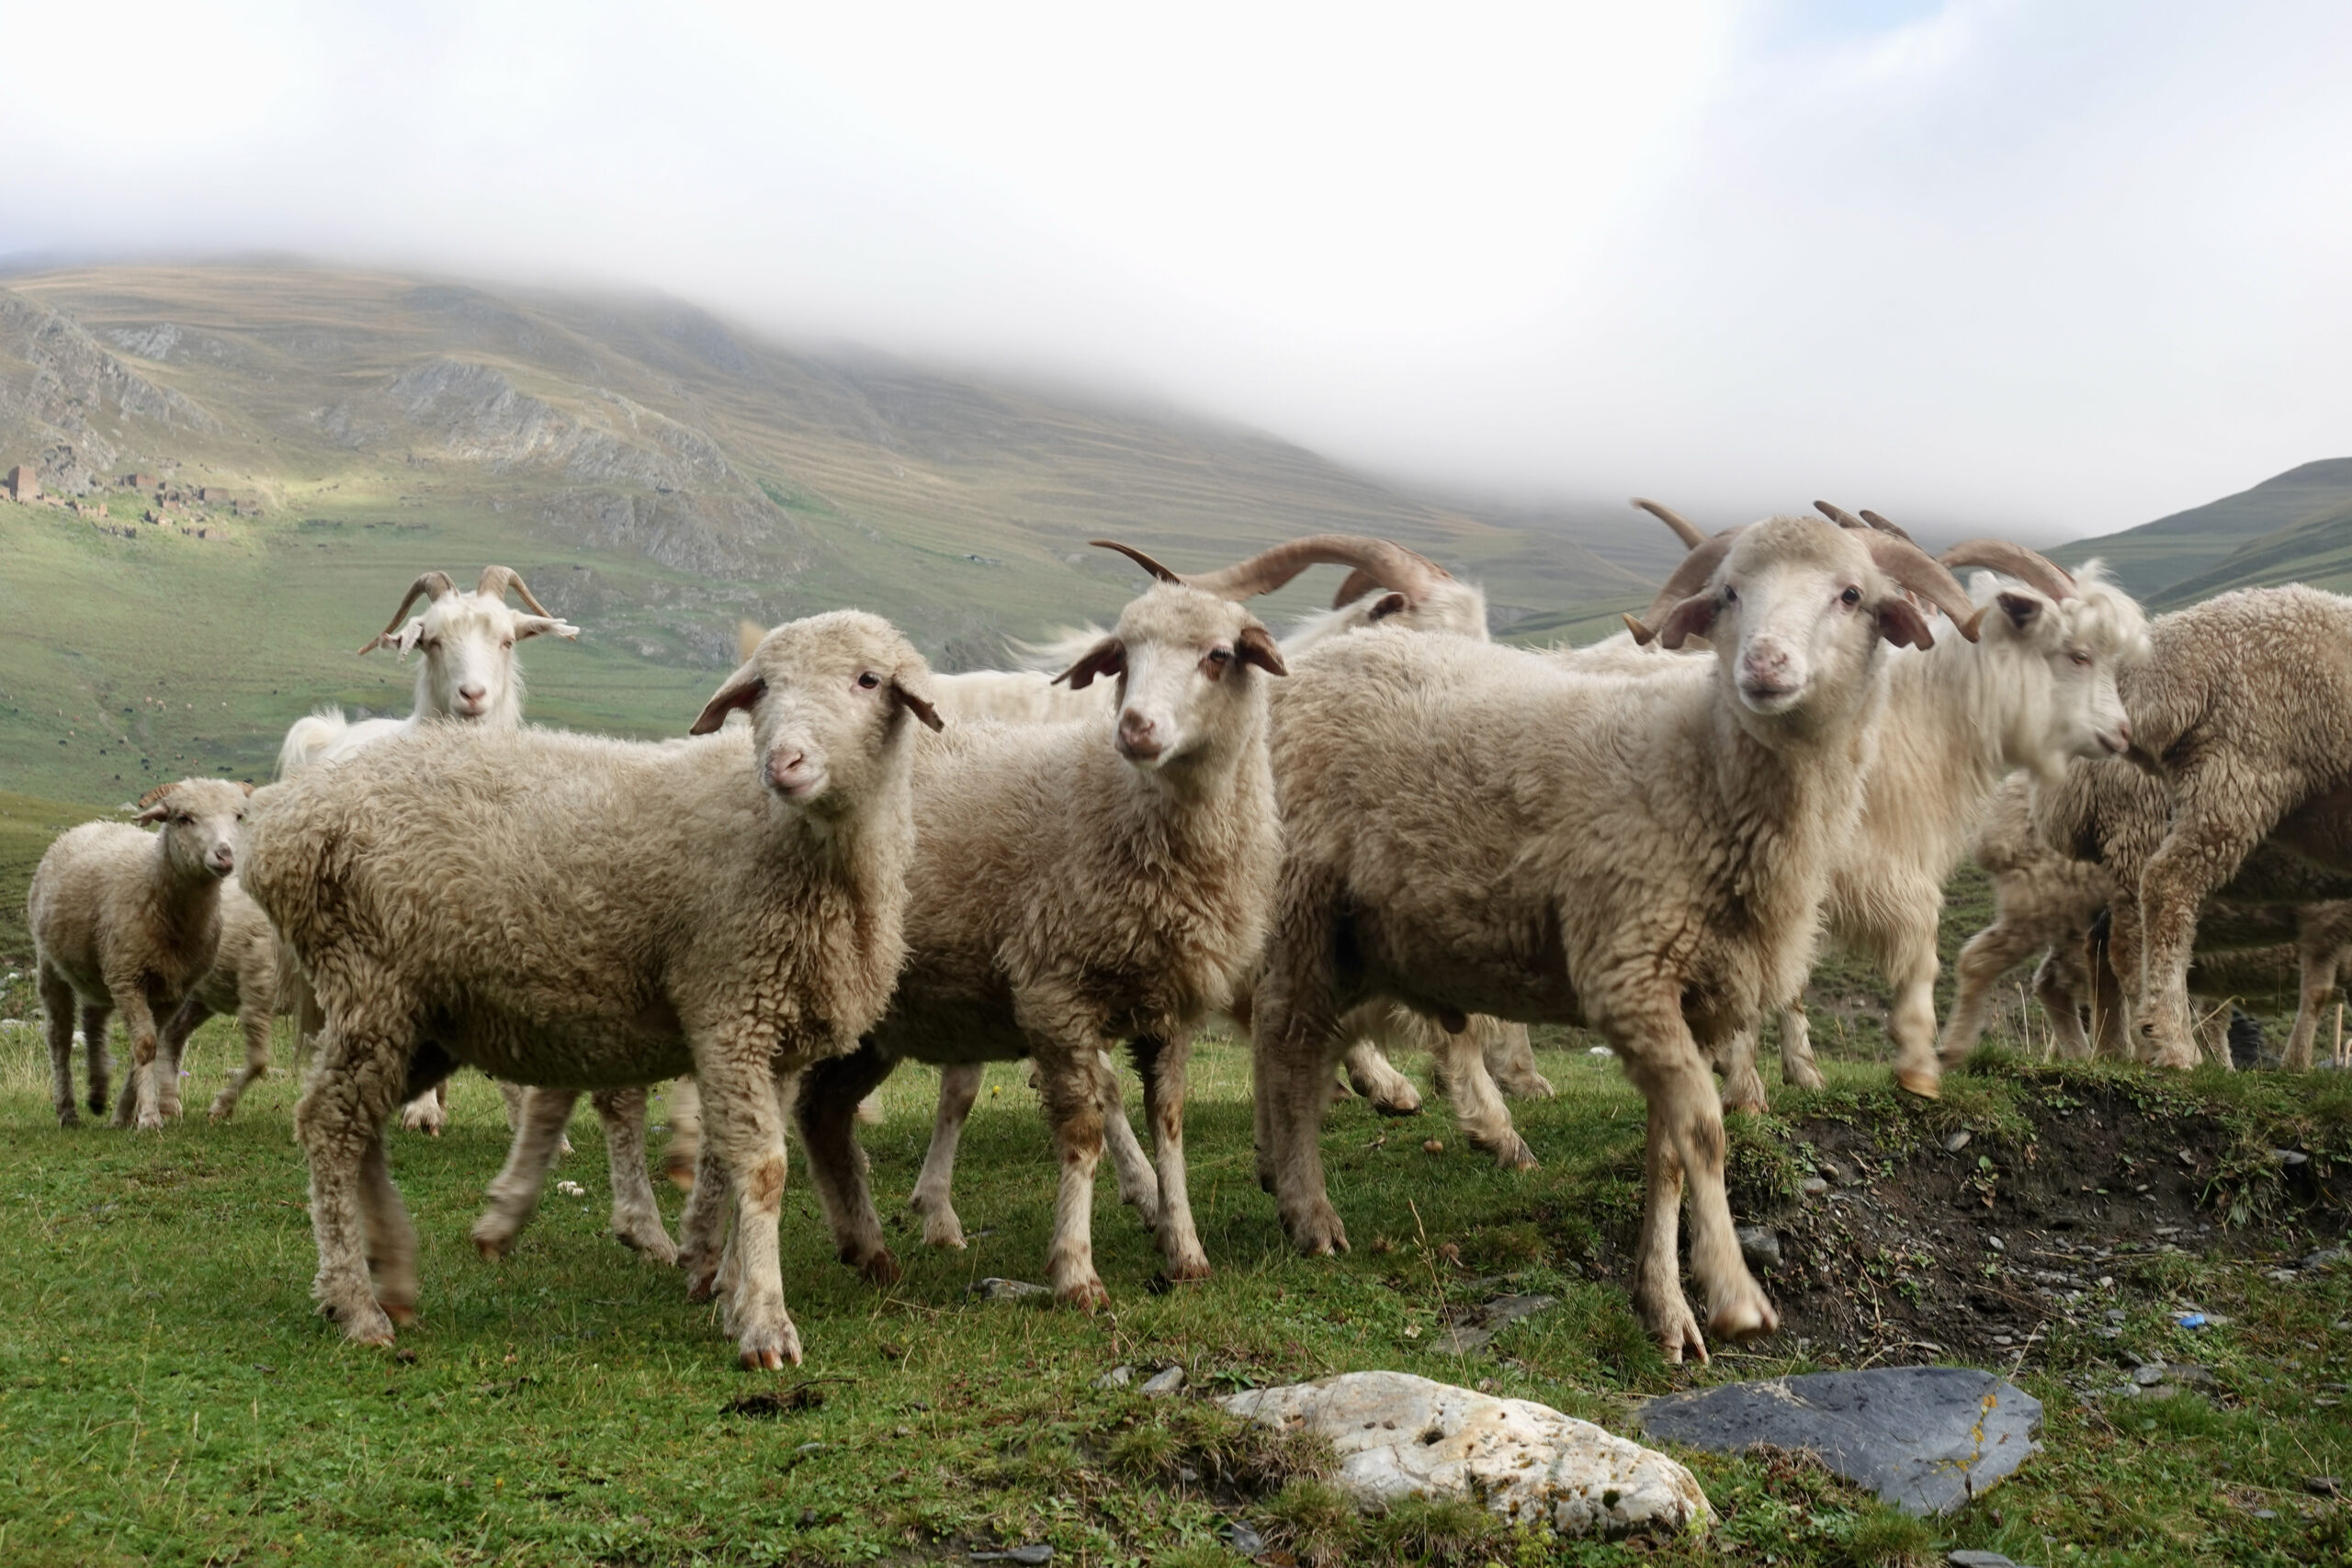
[25,507,2347,1371]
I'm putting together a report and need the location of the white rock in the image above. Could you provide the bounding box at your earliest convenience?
[1218,1371,1707,1539]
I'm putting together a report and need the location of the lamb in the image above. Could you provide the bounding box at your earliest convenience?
[791,561,1285,1304]
[2096,587,2352,1067]
[239,611,937,1366]
[28,779,253,1129]
[153,878,286,1122]
[276,565,581,1137]
[1249,513,1988,1360]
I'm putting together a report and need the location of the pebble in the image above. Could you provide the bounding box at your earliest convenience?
[1943,1131,1973,1153]
[1222,1519,1269,1556]
[1423,1138,1445,1155]
[970,1278,1052,1301]
[2306,1475,2343,1497]
[2301,1247,2346,1272]
[1986,1235,2006,1253]
[2106,1309,2127,1323]
[2251,1509,2278,1520]
[2272,1149,2309,1168]
[1736,1225,1781,1273]
[1140,1364,1187,1398]
[1948,1551,2027,1568]
[2132,1364,2166,1387]
[1095,1365,1134,1390]
[970,1547,1053,1565]
[1801,1177,1830,1196]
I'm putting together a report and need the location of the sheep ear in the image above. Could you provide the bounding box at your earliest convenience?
[131,784,175,823]
[891,674,944,732]
[1657,594,1719,650]
[1995,591,2041,631]
[134,801,173,824]
[1054,636,1125,690]
[1877,599,1937,649]
[361,618,426,658]
[1236,624,1288,677]
[691,667,765,735]
[240,781,255,797]
[514,615,581,642]
[1366,592,1408,623]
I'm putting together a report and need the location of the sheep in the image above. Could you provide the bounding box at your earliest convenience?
[786,560,1283,1304]
[28,779,253,1130]
[153,878,285,1122]
[1250,513,1989,1360]
[239,610,937,1366]
[275,565,580,1137]
[2086,587,2352,1067]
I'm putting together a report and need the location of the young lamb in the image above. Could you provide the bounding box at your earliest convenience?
[2101,587,2352,1067]
[28,779,253,1129]
[1250,514,1987,1360]
[792,563,1285,1304]
[240,611,937,1367]
[154,877,285,1121]
[275,565,580,1137]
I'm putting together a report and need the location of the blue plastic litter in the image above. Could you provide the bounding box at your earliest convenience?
[2174,1312,2208,1330]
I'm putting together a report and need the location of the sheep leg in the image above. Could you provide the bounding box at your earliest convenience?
[2033,943,2093,1060]
[1031,1036,1113,1309]
[1342,1038,1422,1115]
[1250,946,1351,1257]
[592,1087,675,1262]
[40,964,80,1126]
[660,1078,701,1190]
[107,983,165,1131]
[1619,1023,1776,1363]
[794,1043,902,1286]
[209,993,275,1122]
[1941,918,2041,1059]
[2136,805,2269,1069]
[1099,1053,1162,1230]
[910,1063,982,1248]
[1130,1032,1208,1282]
[1429,1018,1536,1168]
[357,1130,420,1325]
[677,1111,730,1300]
[293,1008,420,1345]
[470,1086,582,1259]
[500,1077,574,1156]
[1883,908,1945,1099]
[153,995,199,1122]
[1714,1026,1769,1114]
[2087,927,2133,1059]
[400,1079,451,1136]
[1776,1000,1826,1091]
[2282,920,2345,1073]
[1484,1021,1555,1100]
[686,1043,802,1368]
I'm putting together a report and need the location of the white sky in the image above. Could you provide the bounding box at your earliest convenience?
[3,0,2347,539]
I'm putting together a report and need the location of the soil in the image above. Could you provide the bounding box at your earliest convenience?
[1627,1082,2347,1368]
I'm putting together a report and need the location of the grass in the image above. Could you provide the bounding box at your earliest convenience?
[0,971,2346,1566]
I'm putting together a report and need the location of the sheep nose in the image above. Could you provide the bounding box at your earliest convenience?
[769,750,810,789]
[210,848,234,874]
[1117,710,1162,758]
[2115,719,2132,745]
[1741,647,1791,683]
[458,682,488,705]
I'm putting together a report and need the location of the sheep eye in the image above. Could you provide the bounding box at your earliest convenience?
[1840,586,1861,606]
[1207,648,1232,665]
[502,638,514,649]
[2070,649,2094,667]
[1723,585,1738,604]
[857,671,881,689]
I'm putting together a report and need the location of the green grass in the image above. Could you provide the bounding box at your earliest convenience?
[0,997,2345,1566]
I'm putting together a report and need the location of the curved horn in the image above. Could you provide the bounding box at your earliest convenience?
[1632,497,1708,550]
[1937,538,2075,601]
[1855,508,1918,545]
[1624,530,1743,645]
[476,564,555,616]
[1090,539,1185,585]
[357,570,455,653]
[1864,535,1985,641]
[1182,535,1450,605]
[1813,500,1872,531]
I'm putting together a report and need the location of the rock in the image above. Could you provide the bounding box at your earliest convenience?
[1436,1292,1559,1354]
[1801,1177,1830,1196]
[1638,1366,2042,1517]
[1985,1235,2006,1252]
[1736,1225,1782,1273]
[969,1548,1053,1565]
[1221,1371,1707,1538]
[1943,1131,1973,1153]
[1948,1552,2027,1568]
[1140,1364,1186,1397]
[970,1278,1050,1301]
[1095,1365,1134,1389]
[2132,1364,2166,1387]
[2301,1247,2346,1272]
[2272,1148,2310,1168]
[2306,1475,2342,1497]
[1221,1519,1268,1556]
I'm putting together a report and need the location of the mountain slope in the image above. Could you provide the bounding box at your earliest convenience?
[2048,457,2352,599]
[0,264,1679,808]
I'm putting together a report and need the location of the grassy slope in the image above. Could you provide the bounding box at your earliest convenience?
[2050,457,2352,601]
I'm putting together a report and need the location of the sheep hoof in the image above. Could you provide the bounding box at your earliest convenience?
[1503,1074,1556,1100]
[1894,1069,1941,1100]
[1056,1280,1111,1313]
[1486,1135,1540,1171]
[135,1110,164,1132]
[56,1109,78,1128]
[616,1227,679,1266]
[1723,1096,1768,1116]
[919,1211,967,1250]
[1708,1290,1778,1344]
[1159,1254,1212,1285]
[683,1261,720,1303]
[1371,1092,1422,1118]
[382,1301,420,1328]
[324,1300,398,1347]
[1786,1064,1826,1092]
[207,1102,234,1124]
[739,1323,803,1370]
[1283,1205,1350,1257]
[855,1248,902,1287]
[472,1229,515,1262]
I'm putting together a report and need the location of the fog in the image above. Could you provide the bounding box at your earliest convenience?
[4,0,2348,539]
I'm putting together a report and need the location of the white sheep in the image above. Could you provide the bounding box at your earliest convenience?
[240,611,937,1367]
[793,565,1286,1304]
[28,779,253,1129]
[1250,513,1987,1361]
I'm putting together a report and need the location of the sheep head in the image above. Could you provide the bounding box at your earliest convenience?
[694,611,941,814]
[358,566,582,727]
[131,777,254,882]
[1058,562,1284,773]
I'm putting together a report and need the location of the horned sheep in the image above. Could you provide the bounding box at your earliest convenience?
[28,779,253,1130]
[1250,513,1989,1360]
[241,611,938,1367]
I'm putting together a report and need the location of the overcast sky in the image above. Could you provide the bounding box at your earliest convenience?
[3,0,2347,539]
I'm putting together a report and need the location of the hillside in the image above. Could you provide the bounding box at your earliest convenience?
[0,264,1687,813]
[2049,457,2352,603]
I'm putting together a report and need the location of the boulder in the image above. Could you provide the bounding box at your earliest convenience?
[1218,1371,1707,1539]
[1636,1366,2041,1516]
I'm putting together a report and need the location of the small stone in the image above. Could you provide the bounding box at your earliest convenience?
[2133,1364,2166,1387]
[1095,1365,1135,1389]
[2097,1276,2114,1290]
[1948,1551,2023,1568]
[2272,1149,2309,1168]
[1736,1225,1782,1273]
[1422,1138,1445,1155]
[1943,1131,1973,1153]
[1986,1235,2006,1253]
[1435,1293,1559,1354]
[2106,1309,2127,1323]
[1801,1177,1830,1196]
[794,1441,824,1455]
[2305,1475,2342,1497]
[1140,1364,1187,1397]
[1990,1335,2012,1347]
[970,1277,1051,1301]
[1222,1519,1269,1556]
[969,1547,1054,1565]
[2252,1509,2278,1520]
[2301,1247,2347,1271]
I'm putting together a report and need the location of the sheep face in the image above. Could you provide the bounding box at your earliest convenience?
[1055,584,1285,771]
[134,777,254,881]
[1983,565,2152,776]
[692,610,943,812]
[1661,518,1924,721]
[396,591,579,724]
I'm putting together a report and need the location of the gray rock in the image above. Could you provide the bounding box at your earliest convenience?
[970,1277,1051,1301]
[2306,1475,2342,1497]
[1095,1365,1134,1389]
[1948,1552,2030,1568]
[1801,1177,1830,1196]
[1736,1225,1782,1273]
[1221,1519,1268,1556]
[969,1548,1053,1565]
[1435,1292,1560,1354]
[1140,1364,1187,1397]
[1222,1371,1707,1538]
[2301,1247,2346,1271]
[2132,1364,2166,1387]
[1638,1366,2042,1517]
[1944,1131,1973,1153]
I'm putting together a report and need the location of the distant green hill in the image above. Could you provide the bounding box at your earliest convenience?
[2049,457,2352,603]
[1,264,1682,811]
